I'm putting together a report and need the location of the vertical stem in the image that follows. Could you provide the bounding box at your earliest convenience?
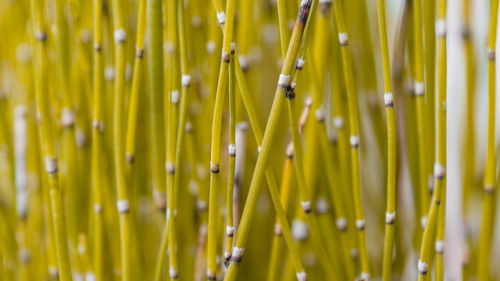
[276,0,340,278]
[332,0,370,278]
[423,0,436,192]
[54,0,82,272]
[29,0,72,279]
[413,0,430,232]
[417,0,447,279]
[266,145,294,281]
[434,1,447,280]
[125,0,147,164]
[224,44,236,266]
[92,0,104,279]
[110,0,131,279]
[165,0,181,277]
[147,0,166,277]
[147,0,166,211]
[223,1,315,281]
[207,0,237,277]
[375,0,397,280]
[478,0,499,279]
[461,0,476,276]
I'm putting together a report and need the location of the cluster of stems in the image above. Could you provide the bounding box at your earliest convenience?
[3,0,500,280]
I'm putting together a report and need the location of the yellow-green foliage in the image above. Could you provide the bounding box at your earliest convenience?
[1,0,499,280]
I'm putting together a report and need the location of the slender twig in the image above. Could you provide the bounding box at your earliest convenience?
[110,0,132,279]
[412,0,430,232]
[224,43,236,266]
[461,0,476,277]
[276,0,339,278]
[206,0,237,277]
[375,0,397,279]
[125,0,147,164]
[478,0,499,279]
[29,0,73,279]
[332,0,370,278]
[224,1,315,281]
[148,0,166,211]
[92,0,105,279]
[434,2,447,280]
[417,0,447,279]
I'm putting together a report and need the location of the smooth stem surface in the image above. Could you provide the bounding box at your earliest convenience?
[266,149,294,281]
[478,0,499,279]
[328,17,358,269]
[148,0,166,277]
[92,0,104,279]
[211,2,309,279]
[332,0,370,277]
[231,38,307,281]
[125,0,147,163]
[30,0,72,279]
[110,0,131,280]
[417,0,447,279]
[461,0,476,277]
[286,94,339,280]
[147,0,166,211]
[434,1,447,280]
[286,15,350,277]
[166,0,191,277]
[223,1,315,281]
[165,0,181,277]
[423,0,436,186]
[276,0,338,278]
[207,0,236,277]
[54,0,82,271]
[375,0,397,280]
[412,0,430,231]
[225,46,236,265]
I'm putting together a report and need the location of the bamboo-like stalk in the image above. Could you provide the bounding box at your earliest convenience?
[237,0,253,68]
[478,0,499,279]
[125,0,147,164]
[147,0,166,278]
[208,1,311,279]
[423,0,436,190]
[266,143,294,281]
[165,0,181,277]
[461,0,476,277]
[285,14,353,277]
[226,15,309,278]
[223,1,315,281]
[276,0,340,278]
[412,0,430,232]
[417,0,447,279]
[285,87,339,280]
[29,0,72,280]
[206,0,236,277]
[331,0,370,278]
[110,0,132,280]
[147,0,166,211]
[54,0,83,271]
[307,64,353,280]
[224,44,236,266]
[434,2,447,280]
[121,3,147,276]
[165,0,192,277]
[375,0,397,280]
[349,0,387,171]
[328,15,359,269]
[92,0,104,279]
[208,11,304,269]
